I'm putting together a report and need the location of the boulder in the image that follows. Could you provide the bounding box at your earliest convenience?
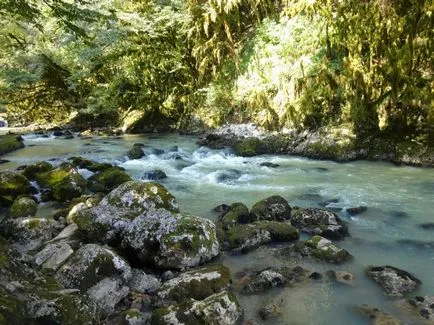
[36,164,86,202]
[366,265,421,296]
[154,264,231,307]
[223,221,299,253]
[0,134,24,156]
[220,202,251,230]
[8,197,37,218]
[128,269,161,294]
[87,167,132,193]
[55,244,132,291]
[141,169,167,181]
[127,146,145,160]
[258,296,284,320]
[290,208,348,239]
[0,171,31,207]
[355,305,404,325]
[1,217,58,251]
[87,277,130,317]
[122,210,220,269]
[22,161,53,180]
[304,236,352,263]
[151,290,242,325]
[250,195,292,221]
[240,266,312,295]
[326,270,354,286]
[259,162,279,168]
[74,181,179,242]
[345,205,368,216]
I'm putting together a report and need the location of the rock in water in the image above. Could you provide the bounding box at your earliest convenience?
[127,146,145,160]
[407,296,434,321]
[366,265,421,296]
[250,195,292,221]
[220,202,251,229]
[87,167,132,193]
[290,208,349,239]
[355,305,404,325]
[141,169,167,181]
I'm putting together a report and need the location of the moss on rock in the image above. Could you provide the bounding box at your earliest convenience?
[0,172,31,207]
[22,161,53,180]
[0,135,24,156]
[87,167,132,193]
[8,197,37,218]
[220,202,251,230]
[233,137,265,157]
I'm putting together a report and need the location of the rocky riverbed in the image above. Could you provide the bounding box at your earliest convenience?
[0,130,433,324]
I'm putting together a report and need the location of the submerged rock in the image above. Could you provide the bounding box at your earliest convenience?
[0,171,31,207]
[355,305,404,325]
[215,169,242,183]
[8,197,37,218]
[258,296,284,320]
[407,295,434,321]
[366,265,421,296]
[55,244,132,291]
[259,162,280,168]
[250,195,292,221]
[290,208,349,239]
[326,270,354,286]
[36,164,86,202]
[345,205,368,216]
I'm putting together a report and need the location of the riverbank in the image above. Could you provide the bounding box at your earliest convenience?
[197,124,434,168]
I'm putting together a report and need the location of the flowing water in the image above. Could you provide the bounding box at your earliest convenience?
[1,133,433,324]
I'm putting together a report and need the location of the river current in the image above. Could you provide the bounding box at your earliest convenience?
[1,133,433,324]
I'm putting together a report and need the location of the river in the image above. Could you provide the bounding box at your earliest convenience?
[1,133,433,324]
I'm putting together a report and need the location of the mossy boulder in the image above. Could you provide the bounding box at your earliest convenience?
[68,156,114,172]
[8,197,37,218]
[87,167,132,193]
[233,137,265,157]
[290,208,349,239]
[220,202,251,230]
[0,217,58,251]
[303,236,352,263]
[0,172,31,207]
[0,134,24,156]
[154,264,231,307]
[36,164,86,202]
[75,181,179,242]
[250,195,292,221]
[223,221,299,253]
[123,210,220,269]
[22,161,53,180]
[150,290,242,325]
[55,244,132,291]
[127,146,145,160]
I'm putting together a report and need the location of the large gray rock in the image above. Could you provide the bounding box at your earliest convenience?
[87,277,130,317]
[366,265,421,296]
[290,208,349,239]
[122,210,219,269]
[55,244,132,291]
[74,181,179,242]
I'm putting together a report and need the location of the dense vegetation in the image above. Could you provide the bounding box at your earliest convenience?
[0,0,432,138]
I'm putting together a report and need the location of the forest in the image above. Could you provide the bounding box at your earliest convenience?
[0,0,432,139]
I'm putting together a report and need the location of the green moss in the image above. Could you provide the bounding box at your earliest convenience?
[221,202,250,229]
[254,221,299,241]
[74,209,110,241]
[125,308,142,319]
[0,172,31,207]
[163,264,231,304]
[26,218,41,229]
[233,138,265,157]
[88,167,132,193]
[150,307,171,325]
[127,146,145,159]
[0,289,25,325]
[8,197,37,218]
[0,135,24,156]
[22,161,53,180]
